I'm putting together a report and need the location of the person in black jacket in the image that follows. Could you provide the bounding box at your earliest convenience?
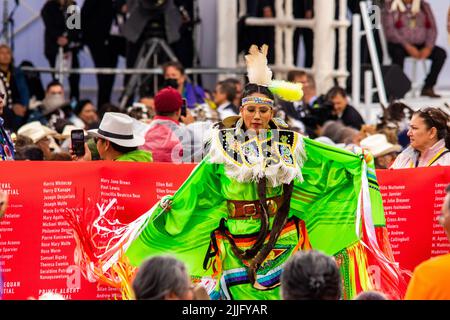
[81,0,127,107]
[326,86,365,130]
[293,0,314,68]
[41,0,82,101]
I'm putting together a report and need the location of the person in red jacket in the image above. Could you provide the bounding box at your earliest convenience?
[141,87,195,163]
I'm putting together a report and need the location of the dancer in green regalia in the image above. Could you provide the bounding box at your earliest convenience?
[67,45,408,300]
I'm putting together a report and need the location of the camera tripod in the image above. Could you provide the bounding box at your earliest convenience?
[119,37,179,110]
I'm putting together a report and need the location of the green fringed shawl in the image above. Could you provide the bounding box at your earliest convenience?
[124,137,389,299]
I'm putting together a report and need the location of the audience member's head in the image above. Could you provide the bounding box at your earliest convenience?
[88,112,144,160]
[281,250,342,300]
[45,80,64,98]
[17,121,58,159]
[49,152,72,161]
[320,120,346,143]
[287,70,316,101]
[97,103,121,121]
[360,133,402,169]
[214,80,237,106]
[163,61,186,91]
[0,44,13,69]
[74,99,99,127]
[223,78,243,107]
[14,134,33,149]
[409,107,450,152]
[127,102,153,122]
[42,81,66,116]
[353,290,388,300]
[287,70,307,83]
[336,126,360,145]
[15,145,44,161]
[154,86,183,118]
[139,95,155,112]
[326,86,348,116]
[132,255,194,300]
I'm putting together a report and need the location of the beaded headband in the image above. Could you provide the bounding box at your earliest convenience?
[241,96,274,108]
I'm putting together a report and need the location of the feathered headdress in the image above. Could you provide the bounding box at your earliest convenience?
[244,44,303,102]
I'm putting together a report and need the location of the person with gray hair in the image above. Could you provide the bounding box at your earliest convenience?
[132,255,195,300]
[281,250,342,300]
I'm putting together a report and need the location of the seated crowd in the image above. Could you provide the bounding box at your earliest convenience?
[1,53,449,170]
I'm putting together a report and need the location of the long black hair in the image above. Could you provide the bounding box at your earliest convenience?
[281,250,342,300]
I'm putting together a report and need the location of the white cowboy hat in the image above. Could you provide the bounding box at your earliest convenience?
[88,112,145,147]
[17,121,57,143]
[360,134,402,158]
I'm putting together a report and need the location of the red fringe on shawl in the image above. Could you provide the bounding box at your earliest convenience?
[61,201,137,299]
[364,225,411,300]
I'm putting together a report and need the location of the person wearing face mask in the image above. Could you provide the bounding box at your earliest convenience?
[26,80,67,127]
[390,107,450,168]
[162,61,206,109]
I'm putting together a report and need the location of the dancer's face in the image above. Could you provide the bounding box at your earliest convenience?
[240,93,274,133]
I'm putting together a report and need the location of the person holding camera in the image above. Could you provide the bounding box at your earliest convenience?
[326,86,365,130]
[141,86,195,163]
[70,112,152,162]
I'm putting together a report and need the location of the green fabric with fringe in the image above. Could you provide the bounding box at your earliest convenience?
[125,137,386,299]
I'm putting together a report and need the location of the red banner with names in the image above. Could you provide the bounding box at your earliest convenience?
[376,166,450,272]
[0,162,449,299]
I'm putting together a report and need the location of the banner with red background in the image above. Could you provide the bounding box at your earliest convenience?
[0,162,449,299]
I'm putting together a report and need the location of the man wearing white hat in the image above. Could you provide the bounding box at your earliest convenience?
[360,133,402,169]
[72,112,152,162]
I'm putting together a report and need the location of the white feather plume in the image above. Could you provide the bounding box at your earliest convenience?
[245,44,273,86]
